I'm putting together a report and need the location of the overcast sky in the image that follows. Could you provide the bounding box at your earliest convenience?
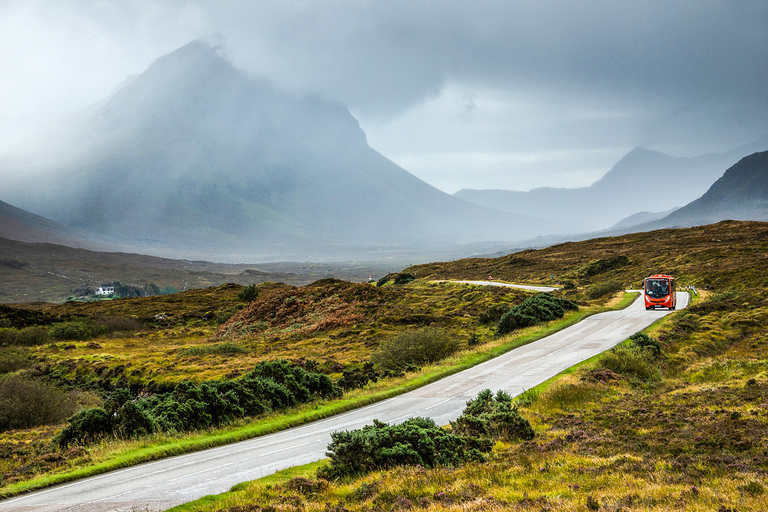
[1,1,766,193]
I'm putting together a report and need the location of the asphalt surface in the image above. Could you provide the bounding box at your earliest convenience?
[0,289,688,512]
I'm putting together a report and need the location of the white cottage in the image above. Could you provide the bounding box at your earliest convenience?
[95,285,115,296]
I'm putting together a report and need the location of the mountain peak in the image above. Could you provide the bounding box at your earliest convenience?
[0,39,548,260]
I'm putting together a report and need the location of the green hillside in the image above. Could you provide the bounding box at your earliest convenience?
[1,220,767,511]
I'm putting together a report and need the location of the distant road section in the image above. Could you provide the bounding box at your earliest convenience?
[0,291,687,512]
[449,280,559,292]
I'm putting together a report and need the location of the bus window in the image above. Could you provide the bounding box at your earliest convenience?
[645,278,669,298]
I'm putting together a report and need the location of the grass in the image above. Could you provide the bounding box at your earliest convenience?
[171,285,768,512]
[3,220,767,510]
[0,292,625,498]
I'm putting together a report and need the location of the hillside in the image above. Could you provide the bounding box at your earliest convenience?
[455,141,767,232]
[0,237,399,303]
[0,200,100,249]
[407,220,768,291]
[2,220,767,509]
[0,39,561,262]
[641,150,768,229]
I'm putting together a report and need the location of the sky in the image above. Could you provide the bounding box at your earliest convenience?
[0,0,766,193]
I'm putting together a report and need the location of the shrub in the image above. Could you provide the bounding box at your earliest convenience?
[496,293,578,336]
[628,332,661,355]
[586,280,624,300]
[319,389,533,480]
[371,327,459,371]
[95,316,145,333]
[393,273,415,285]
[55,408,112,448]
[49,320,105,341]
[478,304,511,324]
[337,362,380,391]
[597,345,661,382]
[4,325,51,346]
[54,360,341,446]
[0,347,32,373]
[450,389,534,443]
[0,374,79,431]
[318,417,484,480]
[238,284,258,303]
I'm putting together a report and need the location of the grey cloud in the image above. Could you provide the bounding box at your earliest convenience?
[0,0,766,192]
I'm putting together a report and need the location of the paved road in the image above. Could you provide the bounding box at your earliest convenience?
[0,291,687,512]
[448,280,558,292]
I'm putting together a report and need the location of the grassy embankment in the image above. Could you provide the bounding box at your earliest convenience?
[1,270,631,497]
[168,221,768,512]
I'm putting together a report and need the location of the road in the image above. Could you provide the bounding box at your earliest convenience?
[0,290,688,512]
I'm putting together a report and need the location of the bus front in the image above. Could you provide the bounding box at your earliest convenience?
[644,275,676,310]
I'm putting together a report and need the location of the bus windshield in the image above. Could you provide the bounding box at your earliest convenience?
[646,278,670,298]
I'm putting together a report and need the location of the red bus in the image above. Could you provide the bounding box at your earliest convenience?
[644,274,676,310]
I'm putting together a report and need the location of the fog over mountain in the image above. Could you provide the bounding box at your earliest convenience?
[0,40,570,262]
[455,140,768,233]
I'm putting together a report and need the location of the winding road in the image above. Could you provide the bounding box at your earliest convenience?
[0,287,688,512]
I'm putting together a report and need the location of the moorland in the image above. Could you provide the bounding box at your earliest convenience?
[1,220,767,511]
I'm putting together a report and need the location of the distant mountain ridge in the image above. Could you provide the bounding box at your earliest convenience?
[638,151,768,230]
[1,39,568,262]
[0,199,104,249]
[455,140,768,233]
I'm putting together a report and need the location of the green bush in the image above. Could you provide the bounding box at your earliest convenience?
[597,345,661,382]
[450,389,534,443]
[496,293,578,336]
[586,280,624,300]
[54,360,341,447]
[318,417,484,480]
[55,407,113,448]
[238,284,259,303]
[0,347,32,373]
[49,320,105,341]
[318,389,534,480]
[371,327,459,371]
[0,374,79,432]
[628,332,661,355]
[1,325,51,346]
[337,362,380,391]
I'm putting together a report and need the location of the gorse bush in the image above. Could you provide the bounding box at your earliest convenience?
[319,389,533,480]
[371,327,459,371]
[586,280,624,300]
[238,284,259,303]
[337,362,380,391]
[319,417,484,480]
[496,293,578,336]
[54,359,342,448]
[450,389,534,444]
[628,332,661,355]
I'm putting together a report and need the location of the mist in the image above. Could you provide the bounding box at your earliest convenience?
[1,1,766,193]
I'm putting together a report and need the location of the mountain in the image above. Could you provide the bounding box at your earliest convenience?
[0,199,104,249]
[454,140,768,233]
[608,208,679,230]
[639,151,768,230]
[0,39,562,262]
